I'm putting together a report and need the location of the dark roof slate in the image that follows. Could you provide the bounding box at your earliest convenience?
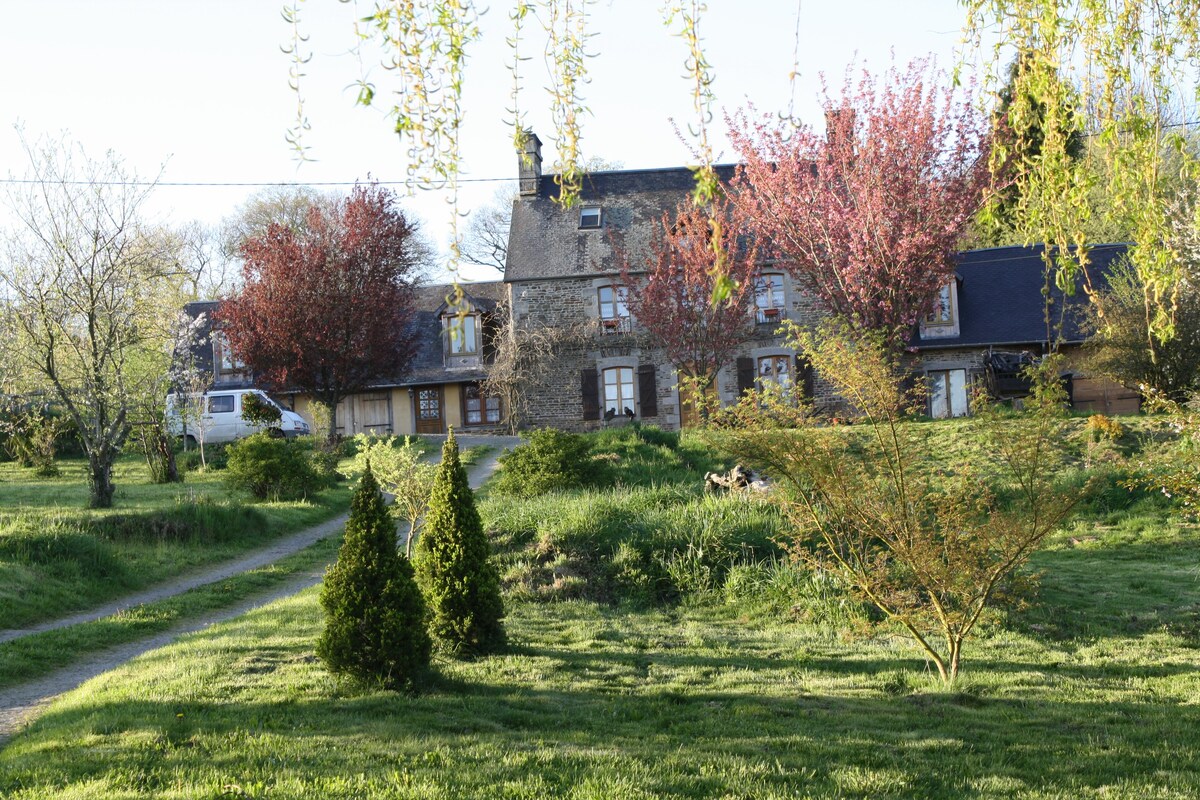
[183,282,506,391]
[505,165,738,282]
[399,280,506,387]
[915,243,1127,350]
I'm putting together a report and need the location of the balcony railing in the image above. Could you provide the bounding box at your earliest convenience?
[755,306,788,326]
[600,316,632,334]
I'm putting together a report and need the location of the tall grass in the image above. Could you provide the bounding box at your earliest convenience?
[0,454,352,629]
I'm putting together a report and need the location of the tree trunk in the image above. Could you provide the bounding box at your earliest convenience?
[158,430,180,483]
[947,638,962,684]
[88,450,116,509]
[325,399,340,447]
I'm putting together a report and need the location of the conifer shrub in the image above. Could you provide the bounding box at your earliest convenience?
[415,429,506,656]
[317,465,431,691]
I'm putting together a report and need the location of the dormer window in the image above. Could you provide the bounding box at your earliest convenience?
[754,273,786,324]
[579,206,602,229]
[926,283,956,327]
[598,285,630,333]
[213,331,246,379]
[447,314,478,355]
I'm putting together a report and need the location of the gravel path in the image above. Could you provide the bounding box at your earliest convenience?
[0,435,516,742]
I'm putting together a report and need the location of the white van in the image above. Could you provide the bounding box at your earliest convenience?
[165,389,310,445]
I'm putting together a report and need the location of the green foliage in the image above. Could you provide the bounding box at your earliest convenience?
[0,402,67,476]
[491,427,608,497]
[719,319,1079,683]
[415,430,505,656]
[180,442,230,472]
[318,466,431,691]
[240,392,283,427]
[1085,253,1200,403]
[223,433,323,501]
[341,433,435,557]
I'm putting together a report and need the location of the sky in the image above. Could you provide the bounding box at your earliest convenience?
[0,0,984,283]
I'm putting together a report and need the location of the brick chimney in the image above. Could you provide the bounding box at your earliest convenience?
[518,130,543,196]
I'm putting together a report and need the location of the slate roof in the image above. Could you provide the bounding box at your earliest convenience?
[399,280,506,387]
[914,243,1128,350]
[505,165,739,282]
[182,281,507,391]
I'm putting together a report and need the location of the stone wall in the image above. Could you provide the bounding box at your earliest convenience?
[509,271,830,431]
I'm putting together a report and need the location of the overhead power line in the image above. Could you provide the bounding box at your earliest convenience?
[0,175,519,188]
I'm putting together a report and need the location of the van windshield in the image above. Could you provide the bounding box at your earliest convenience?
[255,392,283,411]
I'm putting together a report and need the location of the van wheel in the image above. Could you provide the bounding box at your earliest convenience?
[266,427,285,439]
[184,435,197,449]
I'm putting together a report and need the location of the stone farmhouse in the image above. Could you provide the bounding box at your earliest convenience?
[185,133,1137,436]
[503,133,1138,431]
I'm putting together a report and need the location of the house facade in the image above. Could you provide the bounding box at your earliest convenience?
[912,243,1140,417]
[504,133,1140,430]
[503,134,833,432]
[182,281,510,437]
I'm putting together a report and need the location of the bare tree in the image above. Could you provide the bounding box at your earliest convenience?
[1,133,178,507]
[461,185,517,274]
[482,299,594,433]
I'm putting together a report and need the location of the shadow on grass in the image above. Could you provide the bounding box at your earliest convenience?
[6,674,1200,799]
[6,612,1200,799]
[1017,534,1200,641]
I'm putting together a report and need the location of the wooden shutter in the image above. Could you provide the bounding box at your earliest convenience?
[736,357,755,397]
[581,368,600,421]
[796,355,815,400]
[637,364,658,418]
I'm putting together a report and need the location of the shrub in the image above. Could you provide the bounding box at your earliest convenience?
[307,447,342,488]
[241,392,283,428]
[491,428,607,497]
[318,466,431,691]
[1086,414,1126,443]
[223,433,323,501]
[415,430,505,656]
[341,434,434,558]
[181,442,230,472]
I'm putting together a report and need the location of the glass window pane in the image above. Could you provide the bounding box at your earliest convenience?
[928,372,949,418]
[949,369,968,417]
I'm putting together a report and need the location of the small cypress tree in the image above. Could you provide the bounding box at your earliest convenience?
[415,429,506,656]
[317,464,431,690]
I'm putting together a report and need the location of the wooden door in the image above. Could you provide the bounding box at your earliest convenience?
[415,387,444,434]
[678,380,716,429]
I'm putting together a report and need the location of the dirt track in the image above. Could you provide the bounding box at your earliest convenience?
[0,436,514,742]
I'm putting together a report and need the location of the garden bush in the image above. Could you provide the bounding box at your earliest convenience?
[490,428,608,497]
[318,466,431,691]
[415,431,505,656]
[223,433,323,501]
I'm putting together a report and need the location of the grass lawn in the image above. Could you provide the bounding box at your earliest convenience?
[3,421,1199,798]
[2,579,1198,799]
[0,454,351,630]
[0,533,342,692]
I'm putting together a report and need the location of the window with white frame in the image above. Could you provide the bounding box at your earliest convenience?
[213,332,245,377]
[603,366,635,417]
[928,369,968,418]
[754,273,786,324]
[579,206,602,229]
[925,283,956,327]
[598,285,630,332]
[447,314,479,355]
